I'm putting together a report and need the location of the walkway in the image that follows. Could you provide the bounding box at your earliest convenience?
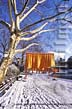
[0,74,72,109]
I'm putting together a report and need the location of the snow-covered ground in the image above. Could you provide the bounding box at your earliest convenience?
[0,74,72,109]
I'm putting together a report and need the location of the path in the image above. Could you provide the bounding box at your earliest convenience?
[0,74,72,109]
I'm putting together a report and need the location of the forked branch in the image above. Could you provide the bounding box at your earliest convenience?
[20,0,46,22]
[18,0,29,17]
[11,0,18,15]
[15,43,39,54]
[0,20,11,30]
[20,22,48,36]
[19,29,56,41]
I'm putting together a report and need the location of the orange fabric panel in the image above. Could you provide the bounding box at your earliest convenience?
[32,53,37,70]
[25,53,32,70]
[50,53,55,67]
[25,53,56,72]
[37,53,41,70]
[39,54,45,71]
[45,54,48,71]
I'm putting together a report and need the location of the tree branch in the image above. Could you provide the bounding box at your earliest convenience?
[22,6,72,31]
[20,0,46,22]
[8,0,13,24]
[62,18,72,24]
[34,8,44,18]
[11,0,18,15]
[20,22,48,36]
[15,43,39,54]
[0,20,11,30]
[18,0,29,17]
[19,29,56,41]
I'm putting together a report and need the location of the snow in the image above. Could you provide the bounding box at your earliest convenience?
[0,74,72,109]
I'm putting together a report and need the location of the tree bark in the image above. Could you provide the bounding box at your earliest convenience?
[0,33,17,83]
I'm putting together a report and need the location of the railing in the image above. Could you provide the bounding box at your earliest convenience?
[0,77,16,97]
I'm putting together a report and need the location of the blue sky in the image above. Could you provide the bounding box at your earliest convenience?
[0,0,72,59]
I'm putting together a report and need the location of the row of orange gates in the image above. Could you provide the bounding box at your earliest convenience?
[24,53,59,73]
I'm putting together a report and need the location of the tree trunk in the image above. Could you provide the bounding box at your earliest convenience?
[0,58,12,83]
[0,34,17,83]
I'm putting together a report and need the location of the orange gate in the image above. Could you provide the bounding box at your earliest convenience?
[25,53,58,73]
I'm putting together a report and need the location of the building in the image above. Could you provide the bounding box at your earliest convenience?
[54,0,71,60]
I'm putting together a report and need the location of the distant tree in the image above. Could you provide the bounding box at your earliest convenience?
[0,0,72,83]
[0,29,10,65]
[0,30,9,55]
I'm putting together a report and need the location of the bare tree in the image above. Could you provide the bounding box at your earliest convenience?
[0,0,72,83]
[0,30,9,54]
[0,29,9,64]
